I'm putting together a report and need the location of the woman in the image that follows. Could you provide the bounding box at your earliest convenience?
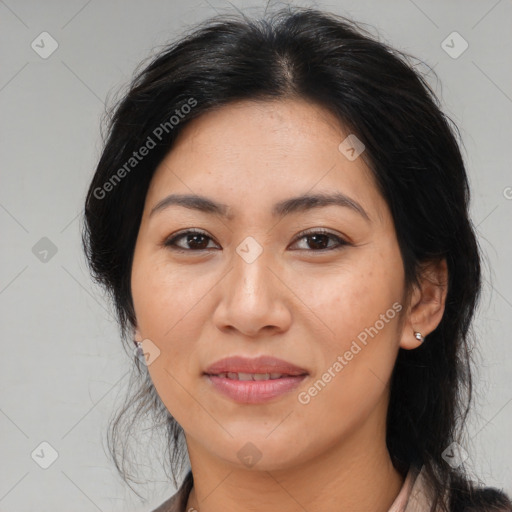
[82,6,512,512]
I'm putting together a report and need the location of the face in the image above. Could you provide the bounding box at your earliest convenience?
[131,98,412,472]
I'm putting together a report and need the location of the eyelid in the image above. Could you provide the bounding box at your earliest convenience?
[292,227,343,241]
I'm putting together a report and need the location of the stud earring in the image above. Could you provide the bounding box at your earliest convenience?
[414,331,425,343]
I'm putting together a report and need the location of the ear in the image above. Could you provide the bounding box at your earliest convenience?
[399,258,448,350]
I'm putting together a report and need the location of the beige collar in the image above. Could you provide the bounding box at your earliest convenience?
[389,465,438,512]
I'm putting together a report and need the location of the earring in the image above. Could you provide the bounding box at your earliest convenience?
[414,331,425,343]
[134,340,144,359]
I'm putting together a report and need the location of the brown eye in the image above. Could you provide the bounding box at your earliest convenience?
[291,229,349,251]
[164,230,218,251]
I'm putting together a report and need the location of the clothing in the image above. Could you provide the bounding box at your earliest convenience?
[151,465,434,512]
[151,469,193,512]
[389,465,433,512]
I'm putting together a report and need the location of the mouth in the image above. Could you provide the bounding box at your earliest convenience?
[203,355,309,404]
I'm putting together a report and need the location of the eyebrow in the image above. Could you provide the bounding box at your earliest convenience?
[149,192,370,222]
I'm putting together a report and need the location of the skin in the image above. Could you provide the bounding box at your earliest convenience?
[131,98,448,512]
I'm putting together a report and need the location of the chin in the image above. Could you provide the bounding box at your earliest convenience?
[209,433,311,473]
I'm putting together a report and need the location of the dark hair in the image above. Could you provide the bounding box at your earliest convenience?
[81,5,511,511]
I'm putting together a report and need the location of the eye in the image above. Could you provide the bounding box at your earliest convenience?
[164,229,219,252]
[290,228,349,252]
[163,228,349,253]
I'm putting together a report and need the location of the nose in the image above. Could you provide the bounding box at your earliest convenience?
[212,245,292,338]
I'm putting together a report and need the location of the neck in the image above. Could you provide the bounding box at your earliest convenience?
[184,414,404,512]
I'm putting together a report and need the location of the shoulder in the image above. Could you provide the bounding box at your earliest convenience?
[150,470,194,512]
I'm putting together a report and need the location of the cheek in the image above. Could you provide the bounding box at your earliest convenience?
[131,257,206,424]
[294,280,401,442]
[296,262,400,350]
[294,255,403,409]
[131,252,205,338]
[130,255,205,402]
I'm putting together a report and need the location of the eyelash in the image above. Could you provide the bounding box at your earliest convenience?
[163,228,350,253]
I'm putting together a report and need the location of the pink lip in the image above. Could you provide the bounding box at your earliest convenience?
[203,355,308,404]
[205,374,307,404]
[204,355,308,376]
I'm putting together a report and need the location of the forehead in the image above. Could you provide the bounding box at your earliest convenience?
[145,99,387,225]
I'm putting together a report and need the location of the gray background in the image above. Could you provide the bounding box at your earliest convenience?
[1,0,511,510]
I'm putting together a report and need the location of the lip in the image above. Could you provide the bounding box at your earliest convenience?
[204,355,308,376]
[203,355,309,404]
[205,374,307,404]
